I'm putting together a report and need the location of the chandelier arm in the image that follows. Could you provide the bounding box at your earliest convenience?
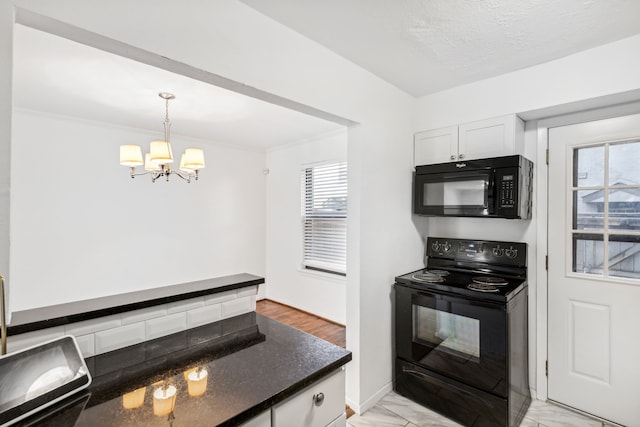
[128,168,152,179]
[173,170,192,183]
[151,170,163,183]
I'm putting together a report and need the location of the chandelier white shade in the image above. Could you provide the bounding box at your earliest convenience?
[119,92,205,182]
[119,145,143,167]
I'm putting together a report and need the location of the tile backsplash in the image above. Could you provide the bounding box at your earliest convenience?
[7,286,258,357]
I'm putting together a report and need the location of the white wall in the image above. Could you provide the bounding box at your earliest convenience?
[0,2,12,315]
[10,109,266,311]
[265,130,347,324]
[415,34,640,396]
[416,34,640,130]
[6,0,421,412]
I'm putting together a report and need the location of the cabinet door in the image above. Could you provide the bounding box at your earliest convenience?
[458,114,524,161]
[240,410,271,427]
[325,413,347,427]
[414,126,458,165]
[272,369,345,427]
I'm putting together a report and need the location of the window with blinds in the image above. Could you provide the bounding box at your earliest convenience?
[301,162,347,276]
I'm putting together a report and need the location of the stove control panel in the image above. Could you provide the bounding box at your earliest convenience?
[431,240,452,253]
[427,237,527,267]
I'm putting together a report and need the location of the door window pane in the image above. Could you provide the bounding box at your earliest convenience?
[608,237,640,279]
[574,145,604,187]
[573,235,604,275]
[609,141,640,185]
[574,190,604,230]
[608,189,640,232]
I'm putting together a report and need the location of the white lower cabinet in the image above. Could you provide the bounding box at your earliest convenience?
[240,410,271,427]
[272,368,346,427]
[325,412,347,427]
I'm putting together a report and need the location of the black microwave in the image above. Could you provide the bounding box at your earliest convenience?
[413,155,533,219]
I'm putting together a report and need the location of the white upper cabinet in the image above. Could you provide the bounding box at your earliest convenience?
[414,114,524,166]
[414,125,459,165]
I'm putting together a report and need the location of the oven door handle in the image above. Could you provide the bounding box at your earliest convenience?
[412,289,506,311]
[402,367,496,406]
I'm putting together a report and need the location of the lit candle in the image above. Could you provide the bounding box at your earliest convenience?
[187,368,208,397]
[122,387,146,409]
[153,384,177,416]
[183,367,197,381]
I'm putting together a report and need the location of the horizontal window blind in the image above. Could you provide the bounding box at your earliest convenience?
[302,162,347,275]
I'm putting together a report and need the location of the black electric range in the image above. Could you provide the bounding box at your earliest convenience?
[394,237,531,427]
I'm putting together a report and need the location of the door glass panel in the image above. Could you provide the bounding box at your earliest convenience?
[424,179,486,207]
[574,145,604,187]
[413,305,480,359]
[608,189,640,232]
[609,140,640,185]
[572,141,640,281]
[573,235,604,275]
[574,190,604,230]
[608,237,640,279]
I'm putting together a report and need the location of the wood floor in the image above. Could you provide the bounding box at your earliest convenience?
[256,299,346,348]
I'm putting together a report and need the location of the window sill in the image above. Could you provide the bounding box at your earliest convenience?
[297,268,347,284]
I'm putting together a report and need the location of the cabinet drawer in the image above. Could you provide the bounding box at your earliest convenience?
[326,412,347,427]
[240,410,271,427]
[272,369,345,427]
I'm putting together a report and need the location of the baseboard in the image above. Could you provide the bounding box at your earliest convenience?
[346,381,393,415]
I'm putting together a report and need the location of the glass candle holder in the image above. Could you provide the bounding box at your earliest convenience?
[187,368,208,397]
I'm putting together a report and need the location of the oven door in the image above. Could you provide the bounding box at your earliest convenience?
[414,170,494,217]
[395,284,507,397]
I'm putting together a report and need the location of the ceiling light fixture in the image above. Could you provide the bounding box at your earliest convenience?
[119,92,205,183]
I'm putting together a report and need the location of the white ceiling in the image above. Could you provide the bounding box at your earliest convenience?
[12,24,344,150]
[13,2,640,148]
[239,0,640,97]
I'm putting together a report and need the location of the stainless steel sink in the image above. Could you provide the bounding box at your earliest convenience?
[0,336,91,426]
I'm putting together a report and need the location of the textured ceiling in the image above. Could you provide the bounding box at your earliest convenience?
[239,0,640,96]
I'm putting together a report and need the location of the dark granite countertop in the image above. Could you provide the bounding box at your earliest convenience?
[8,273,264,335]
[14,313,351,427]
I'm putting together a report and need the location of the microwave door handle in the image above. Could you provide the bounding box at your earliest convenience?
[487,173,496,214]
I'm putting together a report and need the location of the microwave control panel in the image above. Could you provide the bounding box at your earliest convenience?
[497,168,518,209]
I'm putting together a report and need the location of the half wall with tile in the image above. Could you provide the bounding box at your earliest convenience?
[6,274,262,357]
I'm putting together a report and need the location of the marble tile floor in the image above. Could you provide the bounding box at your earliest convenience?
[347,391,616,427]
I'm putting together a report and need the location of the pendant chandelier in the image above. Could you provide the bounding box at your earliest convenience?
[119,92,205,183]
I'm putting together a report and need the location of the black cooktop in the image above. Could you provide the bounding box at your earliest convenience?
[395,237,529,303]
[395,268,526,302]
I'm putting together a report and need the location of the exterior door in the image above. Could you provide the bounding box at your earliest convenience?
[548,114,640,427]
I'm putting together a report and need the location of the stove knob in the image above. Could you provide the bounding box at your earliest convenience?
[492,247,504,257]
[432,242,440,252]
[442,242,451,252]
[505,247,518,259]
